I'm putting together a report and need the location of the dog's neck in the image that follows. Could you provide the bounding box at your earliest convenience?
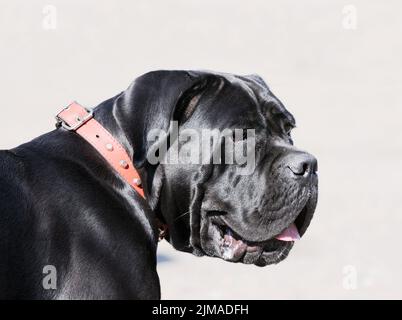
[92,92,169,222]
[92,94,136,161]
[87,72,204,244]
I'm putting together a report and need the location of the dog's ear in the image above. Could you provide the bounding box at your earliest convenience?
[118,71,217,165]
[172,76,212,125]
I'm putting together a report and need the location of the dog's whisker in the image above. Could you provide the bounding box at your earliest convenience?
[174,211,190,222]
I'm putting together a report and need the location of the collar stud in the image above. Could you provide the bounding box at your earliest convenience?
[119,160,129,169]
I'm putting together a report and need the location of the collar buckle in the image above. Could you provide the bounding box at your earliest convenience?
[55,104,94,131]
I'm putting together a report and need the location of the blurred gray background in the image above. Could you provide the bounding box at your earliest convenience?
[0,0,401,299]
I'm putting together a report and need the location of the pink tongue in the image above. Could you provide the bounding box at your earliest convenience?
[275,223,300,242]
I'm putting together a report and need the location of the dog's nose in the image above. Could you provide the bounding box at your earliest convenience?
[287,152,317,177]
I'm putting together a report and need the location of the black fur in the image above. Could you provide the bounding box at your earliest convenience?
[0,70,318,299]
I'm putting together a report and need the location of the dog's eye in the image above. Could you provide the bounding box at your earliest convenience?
[284,123,294,136]
[206,210,227,217]
[283,123,295,145]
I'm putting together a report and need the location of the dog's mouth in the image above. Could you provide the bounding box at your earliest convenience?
[219,222,299,259]
[205,204,312,266]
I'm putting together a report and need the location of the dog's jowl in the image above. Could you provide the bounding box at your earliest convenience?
[0,70,318,299]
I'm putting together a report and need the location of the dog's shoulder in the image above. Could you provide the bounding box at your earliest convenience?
[0,148,27,186]
[0,149,29,223]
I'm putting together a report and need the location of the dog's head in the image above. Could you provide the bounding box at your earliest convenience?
[124,70,318,266]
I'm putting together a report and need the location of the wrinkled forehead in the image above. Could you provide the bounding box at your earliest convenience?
[213,73,296,128]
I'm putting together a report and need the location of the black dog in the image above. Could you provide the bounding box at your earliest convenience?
[0,70,318,299]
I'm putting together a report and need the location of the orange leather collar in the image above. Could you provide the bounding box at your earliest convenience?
[56,102,145,198]
[56,101,169,241]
